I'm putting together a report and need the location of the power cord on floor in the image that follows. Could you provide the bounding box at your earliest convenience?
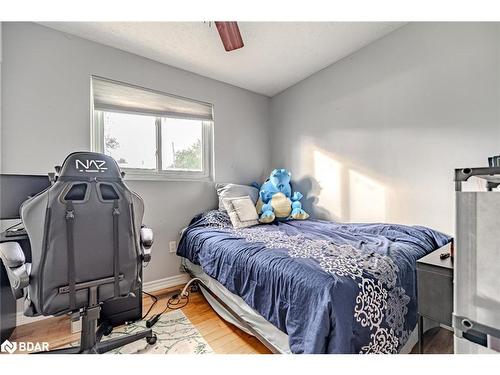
[142,291,159,320]
[145,278,202,328]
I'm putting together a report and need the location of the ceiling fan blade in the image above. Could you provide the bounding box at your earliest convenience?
[214,22,244,52]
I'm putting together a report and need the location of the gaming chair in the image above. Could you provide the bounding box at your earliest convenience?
[0,152,156,353]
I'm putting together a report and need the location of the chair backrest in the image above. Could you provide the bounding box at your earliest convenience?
[21,152,144,316]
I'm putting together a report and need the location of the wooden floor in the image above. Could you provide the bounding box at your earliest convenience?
[10,284,270,354]
[409,327,454,354]
[10,284,453,354]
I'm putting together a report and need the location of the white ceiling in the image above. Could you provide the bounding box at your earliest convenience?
[40,22,405,97]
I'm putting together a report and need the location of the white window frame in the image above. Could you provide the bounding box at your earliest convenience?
[91,108,214,182]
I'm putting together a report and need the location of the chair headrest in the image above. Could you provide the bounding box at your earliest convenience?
[59,152,122,180]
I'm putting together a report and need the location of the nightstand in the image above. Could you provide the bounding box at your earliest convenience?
[416,242,453,354]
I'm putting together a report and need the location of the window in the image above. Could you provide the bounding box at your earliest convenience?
[160,117,203,171]
[91,77,213,181]
[101,111,157,170]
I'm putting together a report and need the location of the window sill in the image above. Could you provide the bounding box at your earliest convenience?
[123,171,213,182]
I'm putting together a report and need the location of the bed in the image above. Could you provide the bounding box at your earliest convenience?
[177,210,452,354]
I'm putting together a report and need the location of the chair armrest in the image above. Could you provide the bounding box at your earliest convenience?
[0,241,25,267]
[140,226,153,262]
[140,226,153,249]
[0,242,30,294]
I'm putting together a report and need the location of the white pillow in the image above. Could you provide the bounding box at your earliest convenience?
[222,196,260,228]
[215,183,259,212]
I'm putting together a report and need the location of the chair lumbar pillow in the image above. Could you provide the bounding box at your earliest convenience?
[0,151,157,354]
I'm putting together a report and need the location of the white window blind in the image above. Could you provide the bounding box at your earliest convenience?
[91,76,214,121]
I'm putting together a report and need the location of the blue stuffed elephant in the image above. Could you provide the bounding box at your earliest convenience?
[255,169,309,223]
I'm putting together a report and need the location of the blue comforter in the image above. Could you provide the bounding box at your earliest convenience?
[177,211,451,354]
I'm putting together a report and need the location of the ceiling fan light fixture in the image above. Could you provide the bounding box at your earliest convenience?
[214,21,244,52]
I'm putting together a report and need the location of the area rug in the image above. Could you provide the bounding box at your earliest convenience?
[103,309,213,354]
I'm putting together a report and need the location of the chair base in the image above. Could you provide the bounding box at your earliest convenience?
[38,328,156,354]
[34,287,157,354]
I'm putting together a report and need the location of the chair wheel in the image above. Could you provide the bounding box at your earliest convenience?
[146,335,157,345]
[102,323,113,336]
[100,322,113,336]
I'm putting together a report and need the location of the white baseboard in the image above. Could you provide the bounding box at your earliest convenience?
[143,273,190,293]
[16,273,190,327]
[16,312,50,327]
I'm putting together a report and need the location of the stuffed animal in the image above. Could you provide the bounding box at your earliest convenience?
[254,168,309,223]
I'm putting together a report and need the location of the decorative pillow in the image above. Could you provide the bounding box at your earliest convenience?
[215,183,259,212]
[222,196,260,228]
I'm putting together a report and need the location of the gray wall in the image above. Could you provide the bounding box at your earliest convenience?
[3,22,500,285]
[271,23,500,235]
[1,22,271,282]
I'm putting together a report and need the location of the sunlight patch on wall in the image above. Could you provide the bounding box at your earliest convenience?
[313,149,343,220]
[348,169,386,222]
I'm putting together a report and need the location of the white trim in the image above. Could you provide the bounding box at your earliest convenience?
[16,312,50,327]
[123,172,213,182]
[16,273,190,326]
[142,273,190,293]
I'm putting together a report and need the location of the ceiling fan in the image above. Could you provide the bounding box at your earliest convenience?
[214,22,244,52]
